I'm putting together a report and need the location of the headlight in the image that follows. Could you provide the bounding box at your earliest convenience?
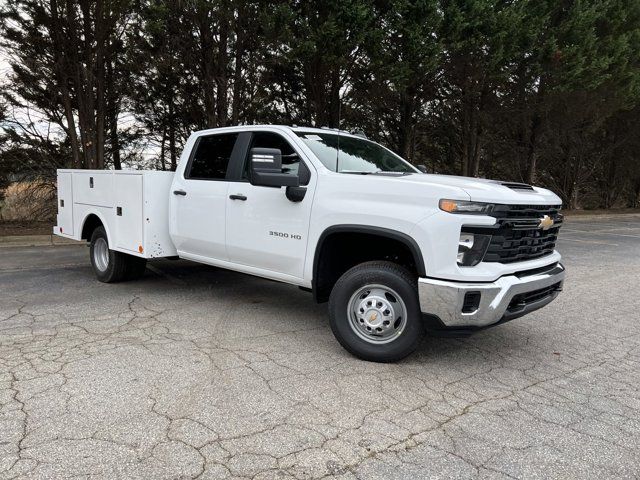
[457,232,491,267]
[439,199,495,214]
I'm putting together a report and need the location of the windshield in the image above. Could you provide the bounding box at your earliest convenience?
[295,132,417,174]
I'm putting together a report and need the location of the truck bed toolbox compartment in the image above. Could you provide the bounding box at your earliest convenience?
[114,174,144,253]
[54,169,176,258]
[74,171,113,207]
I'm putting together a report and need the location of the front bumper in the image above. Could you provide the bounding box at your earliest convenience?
[418,263,565,329]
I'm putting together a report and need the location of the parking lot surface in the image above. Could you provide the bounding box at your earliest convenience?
[1,215,639,479]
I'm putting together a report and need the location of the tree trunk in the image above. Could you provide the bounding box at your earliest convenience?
[461,91,471,176]
[329,68,341,129]
[231,14,244,125]
[50,0,82,168]
[79,0,98,169]
[160,127,167,171]
[525,113,541,184]
[105,37,121,170]
[469,86,488,178]
[198,14,217,128]
[94,0,105,169]
[526,79,547,184]
[62,93,82,169]
[169,101,177,171]
[216,13,229,127]
[398,88,416,160]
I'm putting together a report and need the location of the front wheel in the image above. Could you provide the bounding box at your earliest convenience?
[328,261,424,362]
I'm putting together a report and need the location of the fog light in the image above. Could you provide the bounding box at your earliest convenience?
[457,232,491,267]
[462,291,481,313]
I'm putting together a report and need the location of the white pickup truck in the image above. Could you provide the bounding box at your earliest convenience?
[54,125,565,362]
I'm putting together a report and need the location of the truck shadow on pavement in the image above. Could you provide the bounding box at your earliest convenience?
[132,259,543,366]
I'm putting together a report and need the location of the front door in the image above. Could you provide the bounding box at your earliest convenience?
[225,131,316,279]
[170,132,241,261]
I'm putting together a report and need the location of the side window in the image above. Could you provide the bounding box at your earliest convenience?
[187,133,239,180]
[243,132,303,181]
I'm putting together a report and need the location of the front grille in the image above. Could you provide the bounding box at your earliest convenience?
[507,282,563,312]
[464,204,563,264]
[484,225,560,263]
[490,204,562,221]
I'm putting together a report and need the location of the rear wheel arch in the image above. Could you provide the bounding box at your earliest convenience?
[81,212,111,244]
[312,225,426,303]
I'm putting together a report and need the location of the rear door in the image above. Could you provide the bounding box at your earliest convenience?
[169,132,242,261]
[225,130,316,279]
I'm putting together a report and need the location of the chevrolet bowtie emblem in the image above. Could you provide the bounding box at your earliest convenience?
[538,215,554,230]
[370,312,378,321]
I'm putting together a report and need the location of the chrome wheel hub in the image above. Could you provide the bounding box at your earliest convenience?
[93,237,109,272]
[348,285,407,344]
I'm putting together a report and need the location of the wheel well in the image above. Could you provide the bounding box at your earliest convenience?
[81,214,103,242]
[312,227,425,303]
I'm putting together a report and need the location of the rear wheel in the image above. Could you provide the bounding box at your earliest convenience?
[328,261,424,362]
[89,226,143,283]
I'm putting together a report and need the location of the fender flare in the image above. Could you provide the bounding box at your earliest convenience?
[312,224,427,293]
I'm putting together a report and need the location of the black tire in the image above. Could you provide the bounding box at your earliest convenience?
[125,256,147,280]
[89,226,128,283]
[328,261,424,362]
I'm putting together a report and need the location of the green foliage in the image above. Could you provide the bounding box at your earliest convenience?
[1,0,639,207]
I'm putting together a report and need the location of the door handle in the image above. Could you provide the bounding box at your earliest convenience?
[229,194,247,201]
[173,190,187,196]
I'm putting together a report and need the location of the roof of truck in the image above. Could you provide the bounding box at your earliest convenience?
[193,124,361,138]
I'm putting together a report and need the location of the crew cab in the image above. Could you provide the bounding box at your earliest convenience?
[54,125,565,362]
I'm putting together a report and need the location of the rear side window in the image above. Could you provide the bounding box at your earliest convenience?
[187,133,239,180]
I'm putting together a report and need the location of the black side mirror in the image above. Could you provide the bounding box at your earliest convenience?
[417,164,428,173]
[250,148,299,187]
[286,161,310,202]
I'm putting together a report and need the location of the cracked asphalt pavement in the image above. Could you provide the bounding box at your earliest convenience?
[1,215,639,479]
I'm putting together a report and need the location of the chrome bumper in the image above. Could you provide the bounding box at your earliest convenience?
[418,264,565,328]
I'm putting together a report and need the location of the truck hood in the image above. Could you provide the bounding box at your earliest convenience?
[400,173,562,205]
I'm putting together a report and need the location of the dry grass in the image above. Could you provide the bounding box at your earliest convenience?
[0,220,53,236]
[0,181,57,221]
